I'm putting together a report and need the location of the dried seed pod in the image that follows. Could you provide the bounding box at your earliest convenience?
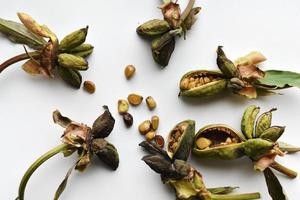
[69,43,94,58]
[83,80,96,94]
[91,106,115,139]
[259,126,285,142]
[124,65,136,79]
[127,93,143,106]
[179,70,228,97]
[57,65,82,89]
[57,53,88,71]
[216,46,237,78]
[255,108,277,137]
[118,99,129,114]
[146,131,156,141]
[151,115,159,130]
[241,105,260,139]
[146,96,157,110]
[91,138,119,170]
[59,26,88,52]
[183,7,201,30]
[193,124,246,160]
[167,120,195,161]
[123,112,133,127]
[136,19,170,38]
[154,135,165,148]
[243,138,274,160]
[138,120,152,135]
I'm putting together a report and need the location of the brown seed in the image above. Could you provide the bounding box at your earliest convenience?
[128,93,143,106]
[145,131,156,141]
[138,120,152,135]
[118,99,129,114]
[151,116,159,130]
[124,65,136,79]
[154,135,165,148]
[123,112,133,127]
[146,96,156,110]
[83,81,96,94]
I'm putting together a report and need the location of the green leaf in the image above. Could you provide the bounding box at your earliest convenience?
[263,167,287,200]
[0,17,46,49]
[257,70,300,89]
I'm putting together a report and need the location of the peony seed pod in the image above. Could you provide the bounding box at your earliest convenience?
[58,53,88,71]
[136,19,170,38]
[59,26,88,52]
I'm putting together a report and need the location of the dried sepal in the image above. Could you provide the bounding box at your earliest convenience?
[90,106,115,139]
[62,122,90,147]
[22,59,45,76]
[75,152,91,172]
[160,2,181,29]
[183,7,201,30]
[53,110,72,128]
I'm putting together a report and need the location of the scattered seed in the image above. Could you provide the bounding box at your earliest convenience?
[146,96,156,110]
[118,99,129,114]
[154,135,165,148]
[138,120,152,135]
[124,65,136,79]
[128,93,143,106]
[151,115,159,130]
[83,81,96,94]
[123,112,133,127]
[145,131,156,141]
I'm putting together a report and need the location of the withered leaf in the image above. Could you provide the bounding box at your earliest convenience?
[263,167,287,200]
[52,110,72,128]
[22,59,44,76]
[139,141,170,160]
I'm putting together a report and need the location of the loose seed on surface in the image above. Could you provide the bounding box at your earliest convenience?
[145,131,156,141]
[123,113,133,127]
[124,65,136,79]
[128,93,143,106]
[151,116,159,130]
[154,135,165,148]
[83,81,96,94]
[118,99,129,114]
[138,120,152,135]
[146,96,157,110]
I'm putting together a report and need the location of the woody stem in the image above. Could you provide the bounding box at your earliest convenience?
[16,143,70,200]
[271,161,298,178]
[211,192,261,200]
[0,51,40,73]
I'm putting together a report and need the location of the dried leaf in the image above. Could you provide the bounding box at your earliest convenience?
[62,123,90,147]
[75,153,91,172]
[236,86,257,99]
[54,166,74,200]
[22,59,43,75]
[277,141,300,153]
[263,167,287,200]
[160,2,181,29]
[53,110,72,128]
[139,141,169,160]
[257,70,300,89]
[0,17,45,49]
[237,65,265,80]
[142,154,175,176]
[91,106,115,139]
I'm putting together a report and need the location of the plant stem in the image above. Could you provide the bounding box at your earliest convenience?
[17,143,70,200]
[211,192,261,200]
[0,51,40,73]
[271,161,298,178]
[181,0,195,21]
[162,0,171,4]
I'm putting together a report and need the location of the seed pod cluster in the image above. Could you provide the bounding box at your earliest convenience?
[136,0,201,67]
[0,13,94,89]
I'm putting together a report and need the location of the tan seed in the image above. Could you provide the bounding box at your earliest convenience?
[196,137,212,149]
[225,137,232,144]
[188,82,196,89]
[128,93,143,106]
[180,79,189,89]
[138,120,152,135]
[189,77,195,82]
[124,65,136,79]
[118,99,129,114]
[199,77,204,85]
[151,116,159,130]
[145,131,156,141]
[204,77,210,84]
[83,81,96,94]
[146,96,156,110]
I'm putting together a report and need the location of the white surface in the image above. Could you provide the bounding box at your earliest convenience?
[1,0,300,199]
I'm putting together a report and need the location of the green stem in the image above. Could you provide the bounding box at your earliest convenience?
[17,143,70,200]
[0,51,40,73]
[271,161,298,178]
[181,0,195,21]
[211,193,261,200]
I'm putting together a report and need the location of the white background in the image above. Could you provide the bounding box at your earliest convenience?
[1,0,300,199]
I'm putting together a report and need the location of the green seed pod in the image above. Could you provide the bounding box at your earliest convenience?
[193,124,246,160]
[91,138,119,170]
[259,126,285,142]
[59,26,88,52]
[57,65,82,89]
[68,43,94,57]
[179,70,228,97]
[91,106,115,139]
[136,19,170,38]
[241,105,260,139]
[183,7,201,30]
[216,46,237,78]
[166,120,195,161]
[151,29,180,67]
[58,53,88,70]
[244,138,274,160]
[255,108,277,137]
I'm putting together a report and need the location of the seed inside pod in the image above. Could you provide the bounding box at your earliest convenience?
[180,71,223,90]
[128,93,143,106]
[195,137,212,150]
[118,99,129,114]
[145,131,156,141]
[122,112,133,127]
[138,120,152,135]
[146,96,157,110]
[124,65,136,79]
[83,80,96,93]
[151,116,159,130]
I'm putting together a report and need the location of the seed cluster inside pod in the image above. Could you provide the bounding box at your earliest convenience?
[195,126,242,150]
[167,122,188,153]
[180,72,223,90]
